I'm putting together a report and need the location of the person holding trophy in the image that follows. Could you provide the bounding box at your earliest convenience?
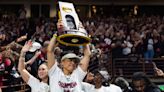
[47,2,91,91]
[47,20,91,91]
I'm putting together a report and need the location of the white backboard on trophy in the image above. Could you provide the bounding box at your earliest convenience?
[59,1,80,30]
[57,1,90,46]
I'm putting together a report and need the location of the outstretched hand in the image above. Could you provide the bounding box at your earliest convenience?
[21,40,32,53]
[155,68,164,77]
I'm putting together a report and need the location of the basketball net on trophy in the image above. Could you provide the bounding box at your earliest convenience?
[57,1,91,46]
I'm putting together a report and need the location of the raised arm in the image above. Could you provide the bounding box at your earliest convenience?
[18,41,32,83]
[0,41,23,52]
[25,51,41,65]
[47,34,57,69]
[47,20,64,69]
[79,44,91,72]
[16,34,27,43]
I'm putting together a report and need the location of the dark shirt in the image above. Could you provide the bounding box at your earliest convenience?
[145,86,161,92]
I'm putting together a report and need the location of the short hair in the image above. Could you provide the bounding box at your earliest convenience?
[132,72,153,87]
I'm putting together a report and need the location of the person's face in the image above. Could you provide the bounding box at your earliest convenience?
[38,64,48,80]
[66,17,75,29]
[133,80,145,92]
[61,58,78,73]
[0,34,6,41]
[115,32,121,39]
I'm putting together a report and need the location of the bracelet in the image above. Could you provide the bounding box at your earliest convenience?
[53,34,57,38]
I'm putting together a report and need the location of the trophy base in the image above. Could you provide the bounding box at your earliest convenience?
[57,34,90,46]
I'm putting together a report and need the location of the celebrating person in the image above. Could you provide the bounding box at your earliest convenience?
[47,20,91,92]
[18,41,49,92]
[82,71,122,92]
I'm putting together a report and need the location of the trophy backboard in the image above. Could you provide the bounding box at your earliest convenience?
[57,1,90,46]
[59,1,80,30]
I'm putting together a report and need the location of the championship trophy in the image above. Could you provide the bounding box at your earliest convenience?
[57,1,91,47]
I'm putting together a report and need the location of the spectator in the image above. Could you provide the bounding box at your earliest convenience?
[131,72,161,92]
[142,30,154,62]
[111,31,126,59]
[18,6,26,19]
[25,42,42,77]
[18,40,49,92]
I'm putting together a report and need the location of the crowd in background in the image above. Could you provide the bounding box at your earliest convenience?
[0,7,164,92]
